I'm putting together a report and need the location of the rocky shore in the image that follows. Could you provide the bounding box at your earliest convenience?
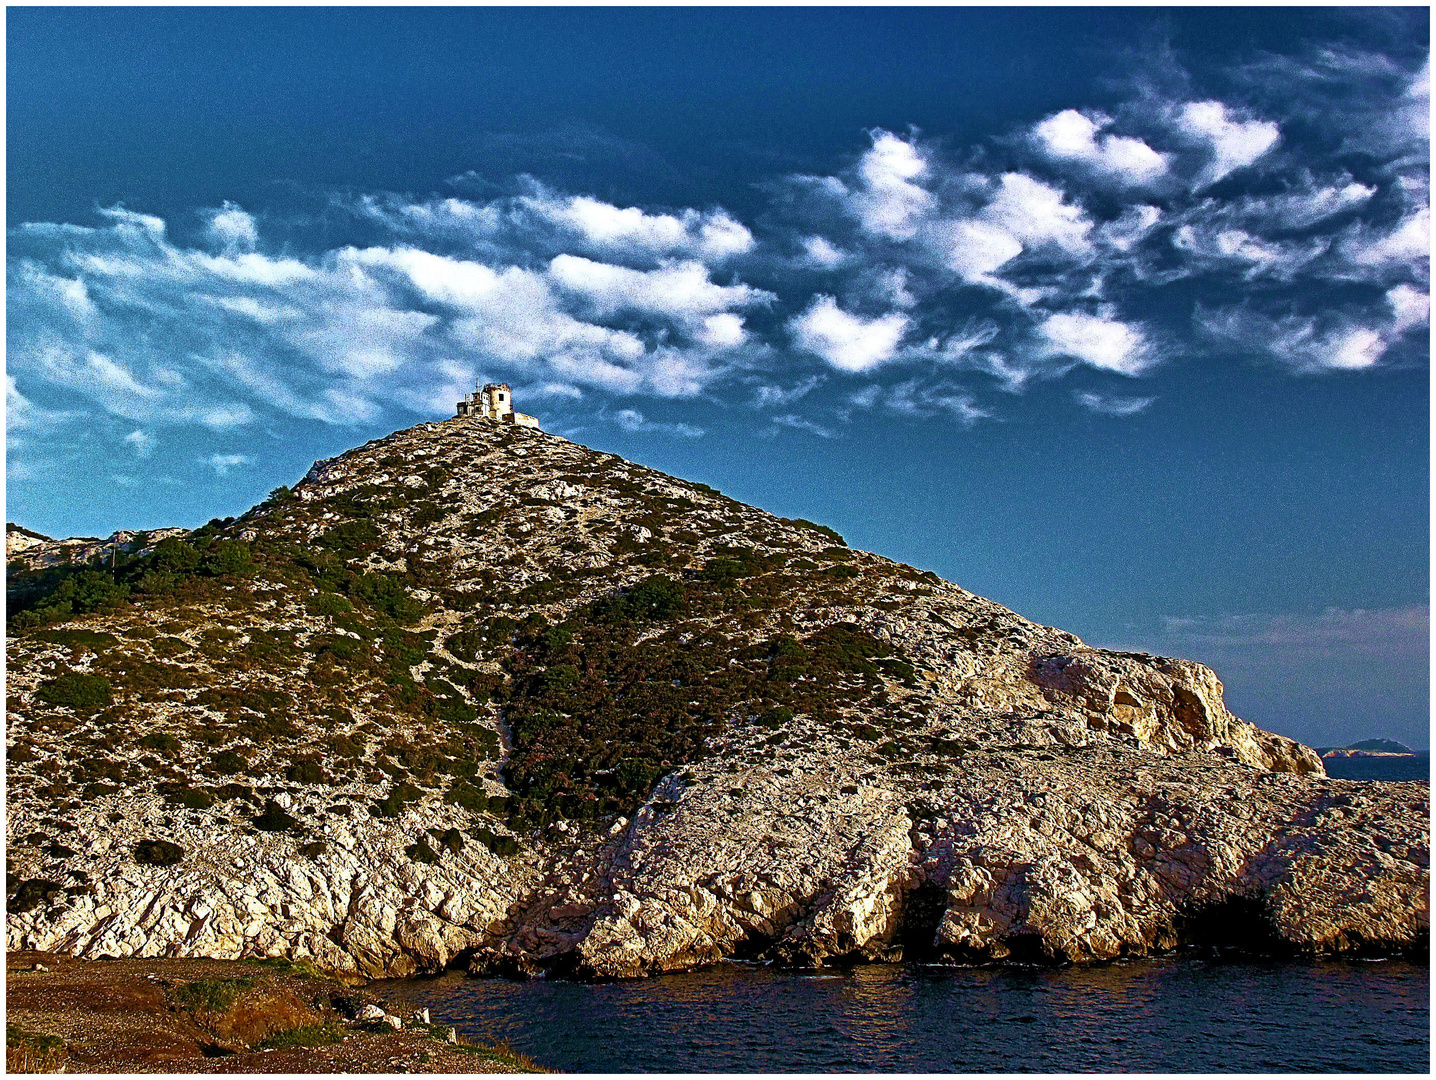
[4,951,543,1073]
[6,417,1429,981]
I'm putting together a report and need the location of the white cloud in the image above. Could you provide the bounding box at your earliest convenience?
[1033,109,1168,183]
[1074,391,1156,416]
[1341,206,1431,274]
[206,453,253,475]
[1233,180,1375,230]
[613,408,704,437]
[1175,101,1280,186]
[753,376,823,408]
[1039,311,1151,375]
[1171,224,1328,280]
[1164,606,1428,655]
[790,295,908,373]
[123,429,156,457]
[770,413,837,438]
[1098,205,1162,252]
[938,218,1024,282]
[850,131,936,240]
[857,379,990,426]
[1387,284,1430,334]
[1200,307,1391,373]
[522,192,753,263]
[983,173,1094,255]
[205,202,258,253]
[800,236,848,269]
[547,254,769,325]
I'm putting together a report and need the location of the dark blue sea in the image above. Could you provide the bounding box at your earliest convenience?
[382,956,1429,1073]
[1322,754,1429,782]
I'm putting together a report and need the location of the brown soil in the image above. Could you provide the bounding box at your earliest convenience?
[5,951,545,1073]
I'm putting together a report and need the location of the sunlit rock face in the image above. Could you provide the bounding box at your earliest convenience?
[6,418,1427,978]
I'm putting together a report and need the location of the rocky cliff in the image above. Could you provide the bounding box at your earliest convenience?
[6,417,1428,978]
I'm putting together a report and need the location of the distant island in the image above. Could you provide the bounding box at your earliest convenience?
[1313,741,1430,782]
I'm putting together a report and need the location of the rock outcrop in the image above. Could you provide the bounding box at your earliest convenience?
[6,417,1428,978]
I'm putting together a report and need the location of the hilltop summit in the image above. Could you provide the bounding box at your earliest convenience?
[6,416,1428,977]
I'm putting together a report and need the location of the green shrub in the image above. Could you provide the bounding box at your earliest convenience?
[6,1022,68,1072]
[781,518,846,546]
[445,781,489,813]
[435,827,465,854]
[286,760,329,785]
[257,1022,346,1050]
[372,782,423,818]
[168,788,215,810]
[252,801,298,832]
[202,540,254,577]
[34,628,119,650]
[172,976,253,1012]
[351,573,422,623]
[36,671,112,710]
[7,878,61,913]
[405,839,439,864]
[134,839,186,866]
[139,732,181,753]
[212,750,249,774]
[308,592,353,617]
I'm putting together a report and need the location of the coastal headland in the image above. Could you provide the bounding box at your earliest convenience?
[6,417,1428,982]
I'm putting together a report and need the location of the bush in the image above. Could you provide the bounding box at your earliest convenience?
[286,760,329,785]
[167,788,215,810]
[134,839,186,866]
[36,671,112,710]
[406,839,440,864]
[202,540,254,577]
[445,781,489,813]
[372,782,423,818]
[309,591,353,617]
[781,518,846,546]
[172,976,253,1012]
[257,1022,346,1050]
[351,573,422,623]
[212,750,249,774]
[252,801,298,832]
[8,878,61,913]
[6,1023,67,1073]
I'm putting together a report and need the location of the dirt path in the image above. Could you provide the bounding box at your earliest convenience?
[5,952,545,1073]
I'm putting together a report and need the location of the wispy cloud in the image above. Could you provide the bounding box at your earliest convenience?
[123,429,156,458]
[7,38,1426,451]
[206,452,254,475]
[613,408,704,438]
[1164,606,1428,656]
[1075,391,1156,416]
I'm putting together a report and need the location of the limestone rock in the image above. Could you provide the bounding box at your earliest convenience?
[6,416,1426,978]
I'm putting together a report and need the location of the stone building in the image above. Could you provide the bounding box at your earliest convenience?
[456,383,540,428]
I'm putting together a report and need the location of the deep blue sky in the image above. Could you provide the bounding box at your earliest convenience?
[7,7,1429,748]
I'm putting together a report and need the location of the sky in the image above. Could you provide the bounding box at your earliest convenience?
[6,7,1429,749]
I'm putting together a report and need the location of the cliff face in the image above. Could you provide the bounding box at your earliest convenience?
[6,418,1427,978]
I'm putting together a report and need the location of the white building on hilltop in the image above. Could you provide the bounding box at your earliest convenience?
[456,382,540,428]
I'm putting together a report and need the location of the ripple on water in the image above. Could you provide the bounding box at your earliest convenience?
[378,957,1429,1073]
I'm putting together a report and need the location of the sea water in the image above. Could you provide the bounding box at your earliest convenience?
[382,956,1428,1072]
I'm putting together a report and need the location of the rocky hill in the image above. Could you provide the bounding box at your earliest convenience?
[6,417,1428,978]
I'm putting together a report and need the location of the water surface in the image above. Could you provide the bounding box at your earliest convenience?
[383,956,1428,1072]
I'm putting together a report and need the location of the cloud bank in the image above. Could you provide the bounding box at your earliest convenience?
[8,40,1427,468]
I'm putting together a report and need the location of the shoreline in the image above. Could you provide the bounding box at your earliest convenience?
[4,951,548,1074]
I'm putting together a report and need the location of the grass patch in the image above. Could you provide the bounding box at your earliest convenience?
[256,1021,346,1050]
[6,1023,67,1073]
[171,976,254,1012]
